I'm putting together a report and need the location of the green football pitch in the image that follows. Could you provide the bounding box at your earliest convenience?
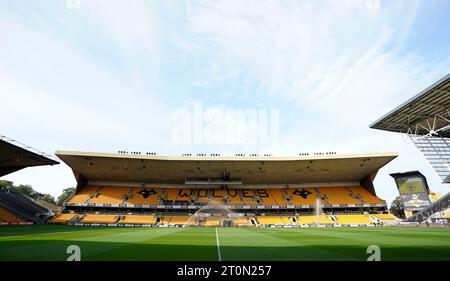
[0,225,449,261]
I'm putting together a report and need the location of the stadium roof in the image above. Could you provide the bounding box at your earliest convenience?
[370,73,450,137]
[56,150,398,185]
[0,136,59,177]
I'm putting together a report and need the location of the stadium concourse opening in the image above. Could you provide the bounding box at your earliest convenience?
[49,150,399,227]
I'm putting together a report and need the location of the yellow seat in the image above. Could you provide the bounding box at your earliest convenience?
[204,218,221,226]
[371,214,396,220]
[89,187,125,205]
[350,187,385,204]
[119,215,157,224]
[165,216,190,225]
[80,214,118,224]
[66,186,97,204]
[261,189,287,205]
[257,216,290,225]
[47,213,76,223]
[233,217,250,226]
[336,215,372,224]
[318,187,361,204]
[297,215,334,224]
[0,207,24,223]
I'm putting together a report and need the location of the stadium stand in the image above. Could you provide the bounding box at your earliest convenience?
[47,212,400,226]
[63,186,386,207]
[35,198,61,212]
[405,192,450,223]
[370,73,450,183]
[371,74,450,224]
[0,135,59,177]
[0,189,52,224]
[0,135,58,224]
[44,209,400,226]
[52,150,397,227]
[0,206,24,223]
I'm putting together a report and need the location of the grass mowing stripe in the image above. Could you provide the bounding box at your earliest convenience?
[246,227,360,261]
[218,227,357,260]
[82,227,218,261]
[215,227,222,261]
[0,226,449,261]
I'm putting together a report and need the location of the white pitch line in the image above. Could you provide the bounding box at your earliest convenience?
[215,227,222,261]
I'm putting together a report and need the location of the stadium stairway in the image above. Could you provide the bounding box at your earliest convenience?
[345,187,365,204]
[70,214,85,224]
[282,189,293,205]
[313,188,330,205]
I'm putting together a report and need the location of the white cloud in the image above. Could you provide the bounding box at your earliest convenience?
[1,0,449,203]
[0,70,131,136]
[0,1,169,196]
[82,0,159,58]
[176,0,450,201]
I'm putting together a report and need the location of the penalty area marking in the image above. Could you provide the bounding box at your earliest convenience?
[215,227,222,261]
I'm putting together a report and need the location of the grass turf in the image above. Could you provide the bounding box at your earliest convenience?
[0,225,449,261]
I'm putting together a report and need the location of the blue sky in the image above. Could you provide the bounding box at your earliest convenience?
[0,0,449,204]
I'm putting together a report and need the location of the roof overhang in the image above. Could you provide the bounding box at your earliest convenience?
[56,150,398,186]
[370,73,450,137]
[0,138,59,177]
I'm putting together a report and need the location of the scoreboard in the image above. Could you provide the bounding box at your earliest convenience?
[390,171,432,211]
